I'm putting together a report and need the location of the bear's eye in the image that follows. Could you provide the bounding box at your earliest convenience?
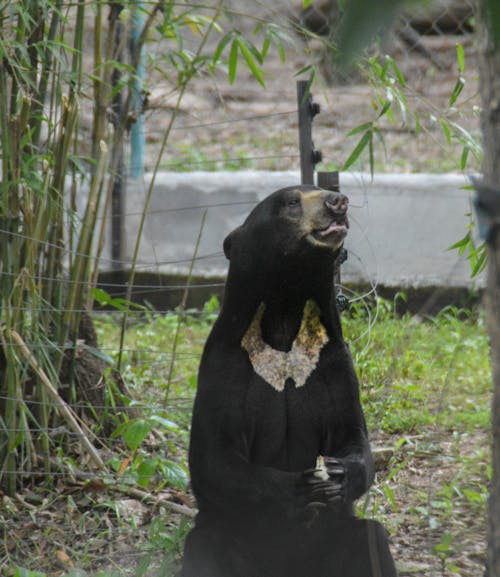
[287,197,301,207]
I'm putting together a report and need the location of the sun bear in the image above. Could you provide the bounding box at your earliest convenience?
[181,185,397,577]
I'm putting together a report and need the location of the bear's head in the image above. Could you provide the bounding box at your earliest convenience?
[223,185,349,275]
[216,185,349,339]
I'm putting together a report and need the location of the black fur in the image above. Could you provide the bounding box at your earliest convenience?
[181,186,397,577]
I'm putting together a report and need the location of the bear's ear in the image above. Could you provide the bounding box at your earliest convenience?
[223,226,243,260]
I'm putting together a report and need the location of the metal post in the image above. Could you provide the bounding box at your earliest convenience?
[317,171,340,192]
[130,2,145,179]
[296,83,347,310]
[296,80,321,185]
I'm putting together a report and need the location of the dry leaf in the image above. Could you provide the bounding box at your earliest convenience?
[56,549,74,567]
[118,457,131,476]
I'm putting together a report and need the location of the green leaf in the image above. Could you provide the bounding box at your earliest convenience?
[414,111,421,136]
[450,122,482,157]
[448,232,470,254]
[449,76,465,106]
[471,244,487,277]
[440,119,452,146]
[137,458,157,488]
[343,130,371,170]
[159,459,188,489]
[347,122,373,137]
[372,126,386,159]
[123,419,154,451]
[213,32,233,65]
[368,130,374,179]
[240,36,263,64]
[456,43,465,73]
[390,58,406,87]
[303,0,313,7]
[90,287,144,312]
[377,99,392,119]
[460,146,469,170]
[149,414,180,432]
[383,484,398,512]
[228,39,238,84]
[238,38,266,87]
[277,42,286,63]
[262,32,271,59]
[294,63,313,77]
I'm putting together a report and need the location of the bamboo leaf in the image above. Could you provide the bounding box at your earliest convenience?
[228,39,238,84]
[448,232,470,255]
[372,126,387,159]
[262,32,271,59]
[390,58,406,87]
[456,43,465,73]
[347,122,373,137]
[343,131,371,170]
[239,35,263,64]
[213,32,232,64]
[377,99,392,119]
[368,130,374,179]
[460,146,470,170]
[449,76,465,106]
[294,63,313,77]
[238,38,266,88]
[277,41,286,64]
[471,244,487,277]
[440,119,452,145]
[414,111,421,136]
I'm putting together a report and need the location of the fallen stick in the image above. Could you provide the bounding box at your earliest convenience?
[69,468,197,518]
[112,483,197,518]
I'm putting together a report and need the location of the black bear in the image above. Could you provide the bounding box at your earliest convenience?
[181,185,397,577]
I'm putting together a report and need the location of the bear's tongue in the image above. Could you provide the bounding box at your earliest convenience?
[318,218,349,237]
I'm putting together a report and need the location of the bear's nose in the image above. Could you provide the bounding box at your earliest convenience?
[325,193,348,215]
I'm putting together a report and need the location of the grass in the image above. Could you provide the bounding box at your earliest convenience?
[4,297,491,576]
[345,300,491,434]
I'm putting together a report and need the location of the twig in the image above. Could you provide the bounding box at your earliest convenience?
[70,469,197,518]
[9,330,106,470]
[112,483,197,518]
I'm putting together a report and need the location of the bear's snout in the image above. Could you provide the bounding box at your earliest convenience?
[325,193,349,216]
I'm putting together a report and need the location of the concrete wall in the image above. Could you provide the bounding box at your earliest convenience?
[112,171,482,288]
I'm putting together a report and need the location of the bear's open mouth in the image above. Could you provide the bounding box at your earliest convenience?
[315,214,349,238]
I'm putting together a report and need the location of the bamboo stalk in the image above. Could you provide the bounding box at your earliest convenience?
[117,0,225,370]
[9,330,106,470]
[59,139,109,359]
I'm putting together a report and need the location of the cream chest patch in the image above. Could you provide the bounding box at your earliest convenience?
[241,300,329,392]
